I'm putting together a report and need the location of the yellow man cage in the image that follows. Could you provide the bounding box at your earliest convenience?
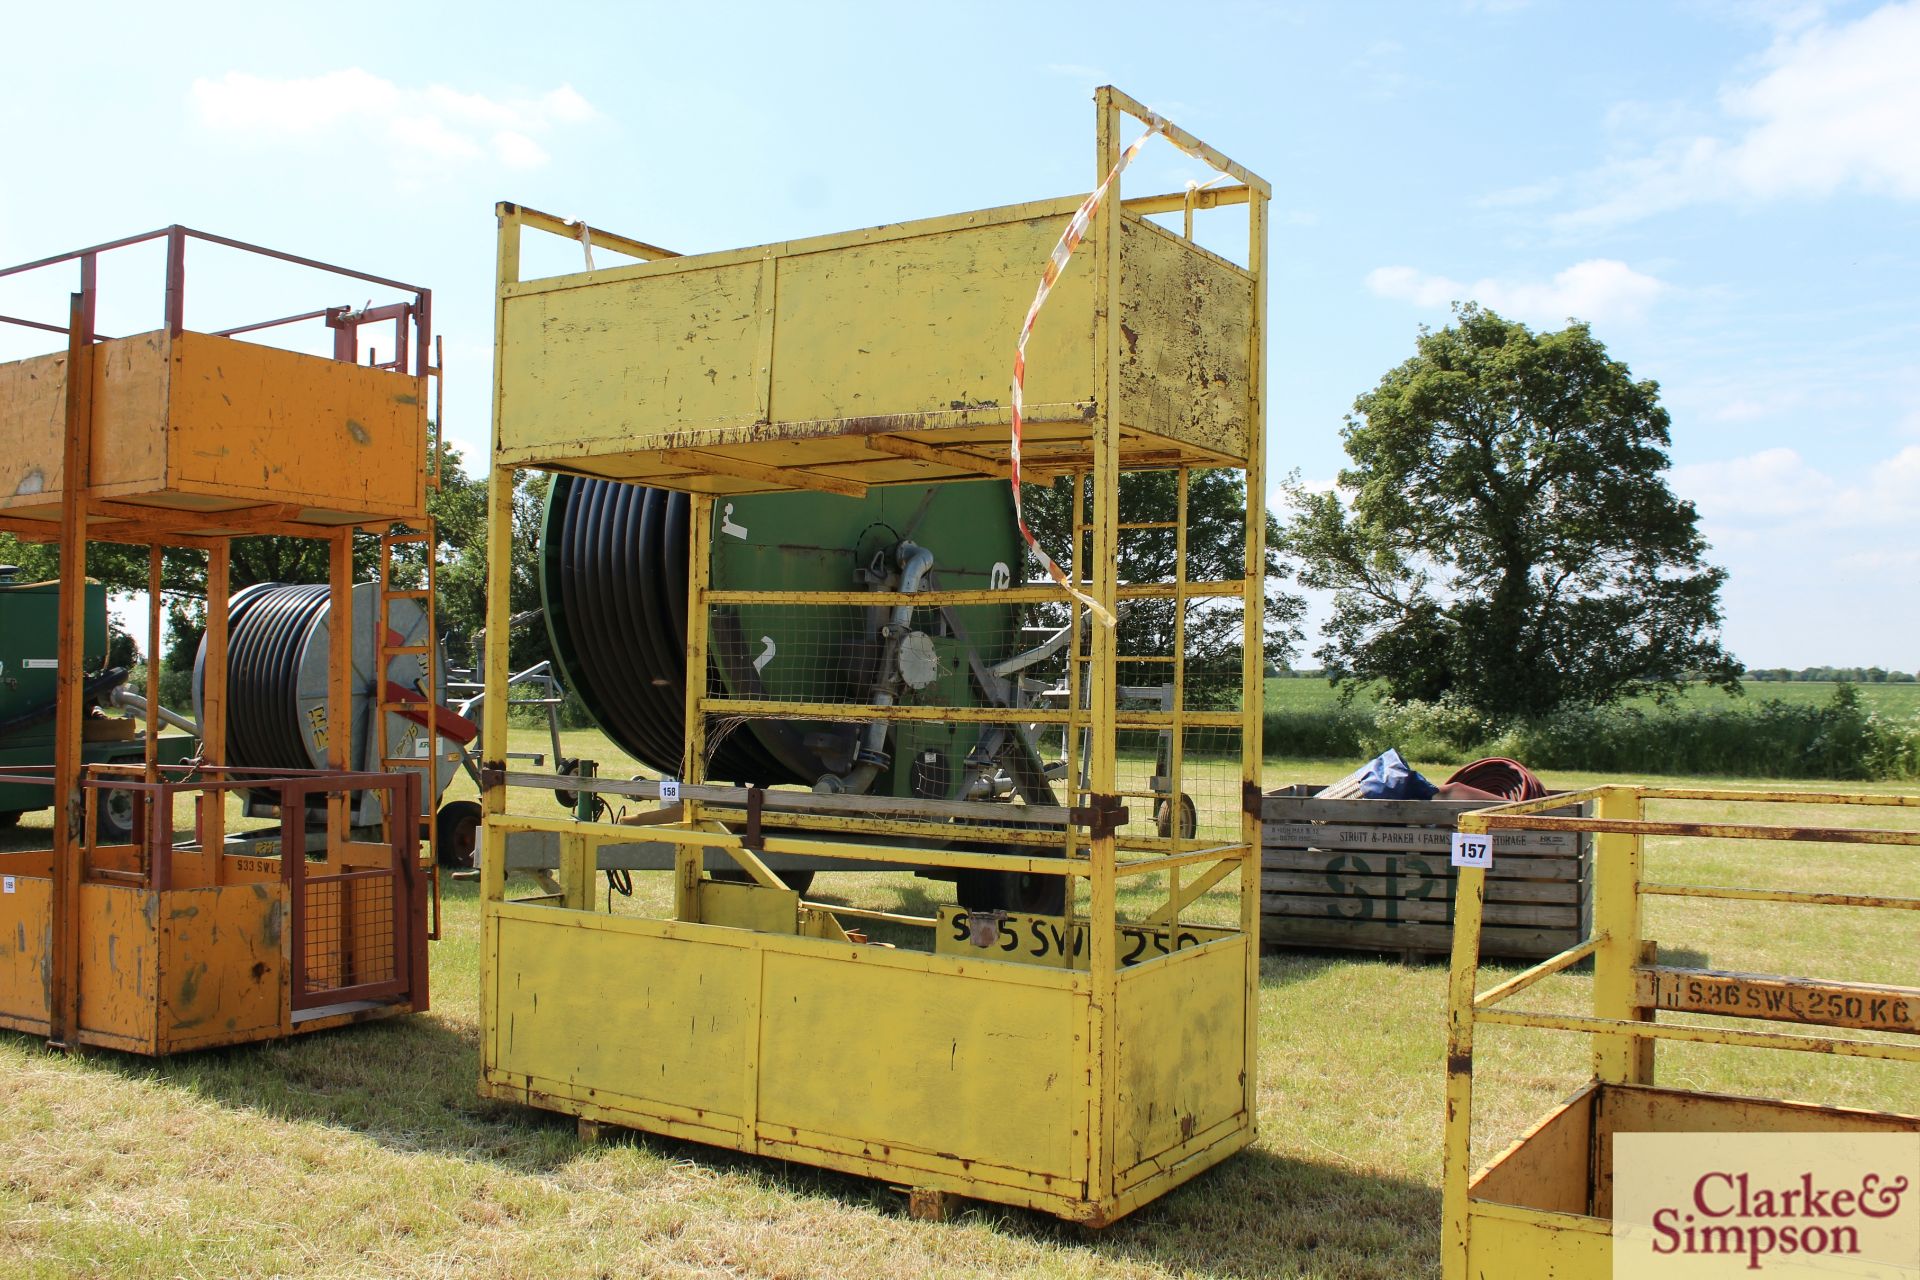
[1442,785,1920,1279]
[0,227,442,1053]
[479,87,1269,1223]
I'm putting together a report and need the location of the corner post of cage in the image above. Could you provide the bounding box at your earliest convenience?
[197,539,231,856]
[1591,785,1652,1084]
[479,205,523,907]
[326,527,355,865]
[1241,164,1271,1131]
[163,227,186,337]
[401,767,429,1011]
[678,492,717,922]
[143,548,163,787]
[1085,83,1128,1204]
[280,779,308,1015]
[49,268,98,1049]
[1440,841,1490,1280]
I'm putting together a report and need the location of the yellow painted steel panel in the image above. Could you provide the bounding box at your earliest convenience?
[699,879,800,934]
[1591,1084,1920,1221]
[1112,941,1249,1174]
[768,215,1091,427]
[1470,1086,1596,1216]
[77,884,157,1049]
[1467,1203,1611,1280]
[1118,220,1252,459]
[0,873,52,1030]
[497,261,764,456]
[756,949,1082,1181]
[490,911,753,1126]
[159,883,286,1050]
[491,204,1257,484]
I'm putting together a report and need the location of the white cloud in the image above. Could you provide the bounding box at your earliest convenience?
[1558,1,1920,228]
[1365,258,1670,326]
[1669,443,1920,664]
[190,70,595,172]
[1672,444,1920,528]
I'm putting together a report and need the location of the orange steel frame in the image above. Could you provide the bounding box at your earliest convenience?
[0,229,438,1052]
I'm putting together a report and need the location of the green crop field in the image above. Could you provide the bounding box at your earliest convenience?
[1,728,1915,1279]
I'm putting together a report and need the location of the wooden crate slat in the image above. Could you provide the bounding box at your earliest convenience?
[1262,822,1583,855]
[1262,847,1584,881]
[1260,869,1582,905]
[1263,916,1581,960]
[1261,892,1576,930]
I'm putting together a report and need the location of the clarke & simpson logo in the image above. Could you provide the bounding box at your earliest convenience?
[1616,1133,1920,1278]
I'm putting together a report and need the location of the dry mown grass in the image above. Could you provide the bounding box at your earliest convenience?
[0,743,1914,1279]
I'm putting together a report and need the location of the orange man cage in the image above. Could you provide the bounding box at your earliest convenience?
[0,227,441,1052]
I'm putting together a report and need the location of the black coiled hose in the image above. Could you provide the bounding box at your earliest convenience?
[219,582,333,770]
[542,476,802,785]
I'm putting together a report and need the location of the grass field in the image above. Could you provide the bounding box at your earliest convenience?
[1,730,1915,1278]
[1266,675,1920,716]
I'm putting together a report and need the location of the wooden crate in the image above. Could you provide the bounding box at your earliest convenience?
[1260,785,1591,961]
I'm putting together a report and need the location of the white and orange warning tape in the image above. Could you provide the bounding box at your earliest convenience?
[1009,113,1168,628]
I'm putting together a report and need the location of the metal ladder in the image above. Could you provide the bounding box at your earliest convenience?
[375,523,442,939]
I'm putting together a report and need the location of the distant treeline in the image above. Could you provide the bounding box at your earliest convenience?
[1264,684,1920,780]
[1285,666,1915,684]
[1744,667,1915,683]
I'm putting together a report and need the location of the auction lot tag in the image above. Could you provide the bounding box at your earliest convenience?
[1449,832,1492,869]
[658,778,680,803]
[1614,1132,1919,1278]
[2,876,12,894]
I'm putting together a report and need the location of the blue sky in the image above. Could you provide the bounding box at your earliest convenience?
[4,0,1916,668]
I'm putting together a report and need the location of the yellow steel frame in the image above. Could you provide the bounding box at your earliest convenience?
[479,86,1268,1223]
[1442,785,1920,1280]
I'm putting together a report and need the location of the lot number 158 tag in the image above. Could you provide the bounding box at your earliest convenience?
[1449,832,1493,869]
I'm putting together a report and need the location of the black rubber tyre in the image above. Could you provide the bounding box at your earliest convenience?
[94,788,136,844]
[435,799,483,870]
[1155,793,1199,840]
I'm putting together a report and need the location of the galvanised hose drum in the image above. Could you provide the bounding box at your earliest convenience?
[192,581,456,816]
[539,476,1025,801]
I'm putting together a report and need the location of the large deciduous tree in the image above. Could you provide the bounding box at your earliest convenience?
[1281,304,1739,720]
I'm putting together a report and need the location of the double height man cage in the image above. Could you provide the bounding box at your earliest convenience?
[478,87,1270,1223]
[0,227,439,1052]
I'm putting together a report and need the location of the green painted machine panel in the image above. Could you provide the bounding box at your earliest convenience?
[0,579,107,726]
[710,482,1023,799]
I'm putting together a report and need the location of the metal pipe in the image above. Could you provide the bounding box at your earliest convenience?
[108,687,201,737]
[817,541,934,797]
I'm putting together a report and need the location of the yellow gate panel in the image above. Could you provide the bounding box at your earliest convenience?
[487,906,756,1126]
[1112,939,1251,1178]
[757,949,1083,1184]
[77,884,158,1051]
[0,871,52,1036]
[160,883,286,1053]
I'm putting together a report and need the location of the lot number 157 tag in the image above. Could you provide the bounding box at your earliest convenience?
[1449,832,1493,869]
